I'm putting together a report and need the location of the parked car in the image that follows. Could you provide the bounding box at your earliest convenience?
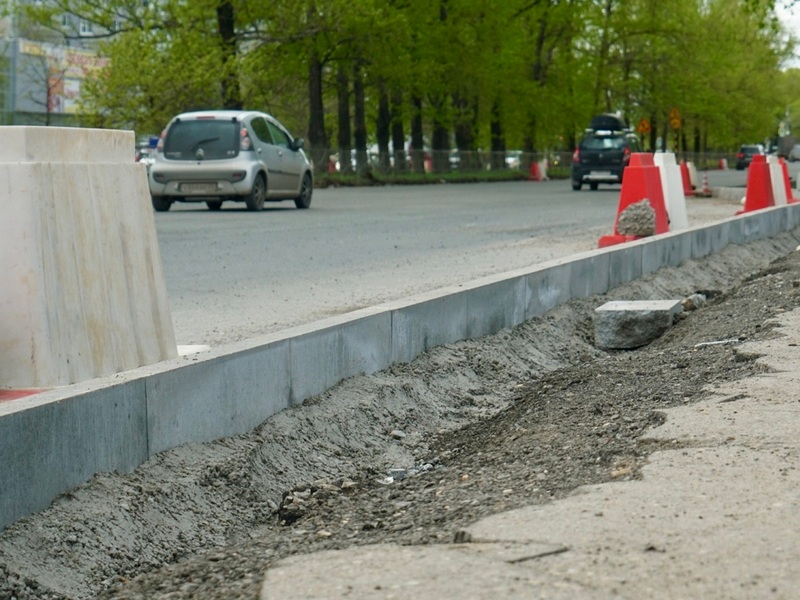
[735,144,765,170]
[135,147,156,172]
[789,144,800,162]
[148,110,313,212]
[571,116,642,190]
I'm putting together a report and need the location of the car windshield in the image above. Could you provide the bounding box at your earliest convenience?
[163,119,240,160]
[741,146,761,155]
[581,136,625,151]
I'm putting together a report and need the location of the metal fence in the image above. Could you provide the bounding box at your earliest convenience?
[326,149,744,177]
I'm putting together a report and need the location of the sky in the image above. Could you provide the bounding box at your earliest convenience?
[778,2,800,67]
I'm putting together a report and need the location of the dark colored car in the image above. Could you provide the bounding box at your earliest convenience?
[571,117,642,190]
[735,144,765,170]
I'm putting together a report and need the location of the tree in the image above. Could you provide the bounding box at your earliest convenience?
[10,0,795,160]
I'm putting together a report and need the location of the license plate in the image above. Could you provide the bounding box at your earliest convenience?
[181,183,217,194]
[589,171,612,178]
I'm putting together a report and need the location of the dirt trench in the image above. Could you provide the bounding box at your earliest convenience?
[1,232,799,600]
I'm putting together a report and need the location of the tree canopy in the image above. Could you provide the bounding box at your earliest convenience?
[12,0,800,169]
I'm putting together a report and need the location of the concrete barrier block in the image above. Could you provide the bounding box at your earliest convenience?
[0,125,131,163]
[460,275,527,338]
[389,290,469,364]
[693,221,730,257]
[653,152,689,230]
[525,262,572,318]
[768,156,788,206]
[641,230,690,274]
[338,311,393,379]
[290,311,392,404]
[146,341,291,454]
[569,252,610,299]
[727,215,748,245]
[0,380,148,530]
[594,299,683,349]
[764,206,788,238]
[789,204,800,228]
[606,244,643,289]
[0,127,177,389]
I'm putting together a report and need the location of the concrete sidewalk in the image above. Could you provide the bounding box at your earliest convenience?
[261,310,800,599]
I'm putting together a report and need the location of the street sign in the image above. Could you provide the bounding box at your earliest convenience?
[669,107,681,129]
[637,118,651,135]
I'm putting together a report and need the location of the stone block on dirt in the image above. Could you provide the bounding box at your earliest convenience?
[594,299,683,349]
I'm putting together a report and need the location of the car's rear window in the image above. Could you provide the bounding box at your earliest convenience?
[580,135,625,151]
[163,119,240,160]
[740,146,762,154]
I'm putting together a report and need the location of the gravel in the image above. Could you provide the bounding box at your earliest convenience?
[2,224,799,599]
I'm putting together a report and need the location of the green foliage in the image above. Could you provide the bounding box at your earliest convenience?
[9,0,800,150]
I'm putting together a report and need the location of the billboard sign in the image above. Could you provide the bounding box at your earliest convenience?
[16,39,108,115]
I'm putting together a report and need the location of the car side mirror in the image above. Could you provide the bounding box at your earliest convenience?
[292,138,305,151]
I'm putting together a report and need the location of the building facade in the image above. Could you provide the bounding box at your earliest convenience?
[0,4,107,126]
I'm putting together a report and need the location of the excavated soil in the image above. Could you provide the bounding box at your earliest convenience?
[2,232,800,600]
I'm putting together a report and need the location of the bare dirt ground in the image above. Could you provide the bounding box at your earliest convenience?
[2,216,800,599]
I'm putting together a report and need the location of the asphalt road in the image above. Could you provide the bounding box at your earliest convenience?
[154,173,748,347]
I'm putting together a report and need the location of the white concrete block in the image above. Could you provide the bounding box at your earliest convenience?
[0,126,131,163]
[0,127,177,388]
[653,152,689,230]
[767,155,788,206]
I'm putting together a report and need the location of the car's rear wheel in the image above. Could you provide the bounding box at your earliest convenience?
[152,196,172,212]
[294,173,313,209]
[572,181,582,191]
[245,174,266,211]
[206,201,223,211]
[589,182,599,191]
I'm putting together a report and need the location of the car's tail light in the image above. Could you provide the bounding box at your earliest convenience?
[240,128,252,151]
[230,171,246,182]
[152,172,166,183]
[572,148,580,162]
[737,152,744,159]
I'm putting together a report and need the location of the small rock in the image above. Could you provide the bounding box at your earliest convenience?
[388,468,407,481]
[616,199,656,237]
[390,429,407,440]
[682,293,707,311]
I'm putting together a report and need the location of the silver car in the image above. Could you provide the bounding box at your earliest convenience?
[148,110,313,212]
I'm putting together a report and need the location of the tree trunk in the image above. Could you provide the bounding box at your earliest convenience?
[411,95,425,173]
[216,2,241,110]
[454,94,477,171]
[376,82,391,171]
[391,91,406,171]
[649,113,658,152]
[307,51,328,175]
[336,65,352,174]
[431,95,449,173]
[491,102,506,170]
[353,63,368,174]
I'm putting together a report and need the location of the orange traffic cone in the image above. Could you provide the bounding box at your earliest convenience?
[598,153,669,248]
[679,160,694,197]
[736,154,774,214]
